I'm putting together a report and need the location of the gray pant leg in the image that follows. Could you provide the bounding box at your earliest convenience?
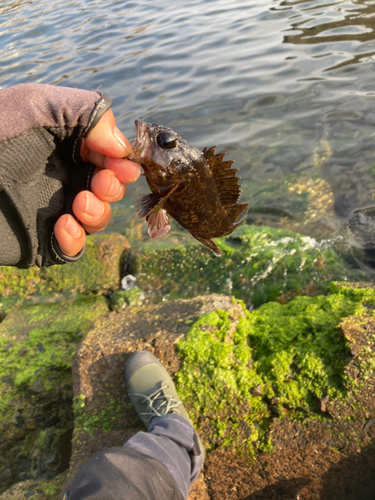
[124,414,203,500]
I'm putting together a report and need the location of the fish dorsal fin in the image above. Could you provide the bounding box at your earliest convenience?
[203,146,249,224]
[194,235,221,256]
[147,209,171,239]
[136,183,180,219]
[203,146,226,167]
[202,146,216,159]
[205,150,242,205]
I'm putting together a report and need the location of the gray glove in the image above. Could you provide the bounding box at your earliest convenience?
[0,83,112,268]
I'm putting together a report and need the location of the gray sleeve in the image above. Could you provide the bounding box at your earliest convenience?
[0,83,113,268]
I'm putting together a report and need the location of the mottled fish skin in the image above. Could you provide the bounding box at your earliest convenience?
[129,120,249,255]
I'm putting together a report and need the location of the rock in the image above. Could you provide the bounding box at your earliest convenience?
[17,346,27,357]
[18,461,31,472]
[0,234,129,495]
[251,385,263,397]
[0,233,129,301]
[130,224,364,307]
[121,274,137,291]
[0,296,109,494]
[320,395,330,413]
[0,468,11,483]
[15,415,24,428]
[0,473,67,500]
[0,225,374,500]
[29,377,44,394]
[60,294,241,499]
[110,288,145,311]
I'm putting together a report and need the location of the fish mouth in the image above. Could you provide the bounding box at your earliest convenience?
[129,120,152,163]
[133,119,147,147]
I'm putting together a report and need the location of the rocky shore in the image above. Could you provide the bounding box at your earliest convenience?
[0,227,374,499]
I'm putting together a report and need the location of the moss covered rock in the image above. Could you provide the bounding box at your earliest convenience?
[0,233,129,494]
[0,233,129,300]
[109,287,145,311]
[131,225,365,307]
[0,296,108,493]
[0,473,67,500]
[175,284,375,455]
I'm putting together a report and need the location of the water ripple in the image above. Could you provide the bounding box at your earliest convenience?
[2,0,375,241]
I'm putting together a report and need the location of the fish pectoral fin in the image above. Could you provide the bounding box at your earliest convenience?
[194,236,221,256]
[136,192,164,219]
[136,184,180,219]
[147,209,171,239]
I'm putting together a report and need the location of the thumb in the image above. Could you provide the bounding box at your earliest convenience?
[81,109,132,159]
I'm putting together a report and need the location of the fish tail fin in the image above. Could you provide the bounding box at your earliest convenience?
[194,236,221,256]
[228,203,249,227]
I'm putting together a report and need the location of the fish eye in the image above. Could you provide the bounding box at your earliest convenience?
[157,131,177,149]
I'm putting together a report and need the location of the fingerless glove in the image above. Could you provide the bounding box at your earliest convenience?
[0,83,112,267]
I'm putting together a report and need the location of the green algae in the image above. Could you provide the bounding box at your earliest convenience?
[0,233,128,301]
[73,395,123,434]
[0,296,108,425]
[0,234,128,495]
[175,285,375,455]
[0,473,67,500]
[34,474,66,499]
[132,224,365,307]
[175,308,269,454]
[109,287,145,311]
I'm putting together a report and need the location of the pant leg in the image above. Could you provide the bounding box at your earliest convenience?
[63,447,184,500]
[124,414,203,500]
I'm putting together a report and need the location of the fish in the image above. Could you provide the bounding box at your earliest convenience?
[129,120,249,255]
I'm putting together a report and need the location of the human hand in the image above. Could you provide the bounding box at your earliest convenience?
[54,109,140,257]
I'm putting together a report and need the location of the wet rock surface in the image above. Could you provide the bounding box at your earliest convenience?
[0,297,109,494]
[1,230,374,499]
[56,286,375,500]
[130,224,366,308]
[204,310,375,499]
[0,233,129,301]
[0,474,67,500]
[0,234,128,497]
[60,294,238,500]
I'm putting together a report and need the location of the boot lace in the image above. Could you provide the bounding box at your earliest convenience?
[129,385,182,422]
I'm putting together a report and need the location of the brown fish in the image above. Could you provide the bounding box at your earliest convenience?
[129,121,249,255]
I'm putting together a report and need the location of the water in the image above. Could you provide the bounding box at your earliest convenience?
[2,0,375,251]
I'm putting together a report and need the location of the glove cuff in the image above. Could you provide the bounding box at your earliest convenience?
[51,233,86,264]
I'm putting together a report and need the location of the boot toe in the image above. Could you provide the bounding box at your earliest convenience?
[125,351,163,387]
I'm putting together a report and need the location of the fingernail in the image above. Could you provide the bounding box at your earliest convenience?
[130,163,141,182]
[114,127,131,155]
[64,217,82,239]
[85,192,105,217]
[108,175,122,198]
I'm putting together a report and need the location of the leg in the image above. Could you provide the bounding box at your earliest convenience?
[63,351,204,500]
[124,351,204,500]
[124,414,202,499]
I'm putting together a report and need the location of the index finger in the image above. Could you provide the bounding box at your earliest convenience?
[103,156,141,184]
